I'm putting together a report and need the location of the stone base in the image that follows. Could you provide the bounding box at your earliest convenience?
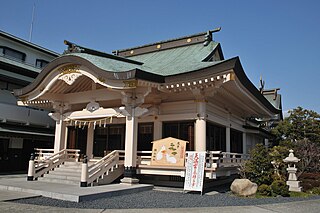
[287,180,302,192]
[120,177,139,185]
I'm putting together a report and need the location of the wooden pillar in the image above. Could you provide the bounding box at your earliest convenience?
[121,106,139,184]
[242,132,247,154]
[54,118,67,153]
[86,125,94,159]
[120,89,150,184]
[195,100,206,151]
[226,126,231,152]
[153,118,162,140]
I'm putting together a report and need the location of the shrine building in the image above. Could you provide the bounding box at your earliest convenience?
[14,28,282,186]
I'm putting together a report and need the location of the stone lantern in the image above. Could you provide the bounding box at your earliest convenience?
[283,149,302,192]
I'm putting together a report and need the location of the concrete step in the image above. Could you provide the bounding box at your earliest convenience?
[49,170,81,177]
[38,177,79,185]
[0,177,154,202]
[54,167,82,173]
[62,162,82,168]
[43,173,80,181]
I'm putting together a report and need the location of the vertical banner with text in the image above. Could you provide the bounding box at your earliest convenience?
[183,151,206,193]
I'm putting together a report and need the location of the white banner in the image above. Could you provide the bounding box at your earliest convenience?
[183,152,206,192]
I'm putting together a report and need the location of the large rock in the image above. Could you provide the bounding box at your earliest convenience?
[230,179,258,196]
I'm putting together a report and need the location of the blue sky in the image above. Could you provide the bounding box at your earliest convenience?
[1,0,320,113]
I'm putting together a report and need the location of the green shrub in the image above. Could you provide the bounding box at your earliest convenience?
[241,144,274,185]
[258,184,271,196]
[289,191,310,197]
[270,180,289,197]
[310,187,320,195]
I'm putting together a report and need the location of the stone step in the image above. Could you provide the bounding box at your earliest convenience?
[55,167,82,173]
[49,170,81,177]
[43,173,80,181]
[62,162,82,167]
[38,177,79,185]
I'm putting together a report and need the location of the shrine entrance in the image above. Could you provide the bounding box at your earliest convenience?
[93,125,125,157]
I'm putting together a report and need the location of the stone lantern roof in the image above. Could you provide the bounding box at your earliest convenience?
[283,149,300,163]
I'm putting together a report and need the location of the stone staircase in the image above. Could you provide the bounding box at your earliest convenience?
[38,161,82,185]
[38,161,124,186]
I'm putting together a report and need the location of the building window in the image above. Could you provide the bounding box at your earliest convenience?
[163,121,194,150]
[206,122,226,151]
[35,59,49,68]
[230,129,243,153]
[138,123,154,151]
[0,80,22,91]
[0,46,26,62]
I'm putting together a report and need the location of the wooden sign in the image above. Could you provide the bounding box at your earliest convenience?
[150,137,187,167]
[184,152,206,193]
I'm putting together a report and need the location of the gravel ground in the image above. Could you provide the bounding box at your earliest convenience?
[11,189,320,209]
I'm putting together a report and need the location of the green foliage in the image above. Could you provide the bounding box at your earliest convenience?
[310,187,320,195]
[269,145,289,180]
[289,191,311,197]
[257,184,271,196]
[270,180,289,197]
[240,144,288,187]
[271,107,320,174]
[241,144,274,185]
[272,107,320,145]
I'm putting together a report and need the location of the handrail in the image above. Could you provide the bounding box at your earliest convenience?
[86,150,120,185]
[29,149,80,180]
[136,150,249,170]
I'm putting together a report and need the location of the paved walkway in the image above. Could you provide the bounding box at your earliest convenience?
[0,199,320,212]
[1,174,320,212]
[0,175,152,202]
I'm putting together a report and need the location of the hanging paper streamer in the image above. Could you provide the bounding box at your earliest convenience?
[68,115,120,129]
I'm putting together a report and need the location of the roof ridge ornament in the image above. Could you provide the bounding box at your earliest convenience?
[63,40,84,54]
[63,40,144,65]
[259,75,265,93]
[203,27,221,46]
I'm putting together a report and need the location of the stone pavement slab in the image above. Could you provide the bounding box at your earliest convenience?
[0,190,40,201]
[90,199,320,213]
[1,199,320,213]
[0,202,102,213]
[257,199,320,213]
[0,177,153,202]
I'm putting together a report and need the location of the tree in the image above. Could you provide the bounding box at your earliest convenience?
[295,139,320,175]
[241,144,274,185]
[272,107,320,174]
[272,107,320,145]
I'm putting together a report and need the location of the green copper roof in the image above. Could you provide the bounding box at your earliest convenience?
[67,53,142,72]
[264,93,282,110]
[130,41,221,76]
[66,41,222,76]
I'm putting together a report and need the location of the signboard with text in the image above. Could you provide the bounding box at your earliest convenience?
[183,152,206,193]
